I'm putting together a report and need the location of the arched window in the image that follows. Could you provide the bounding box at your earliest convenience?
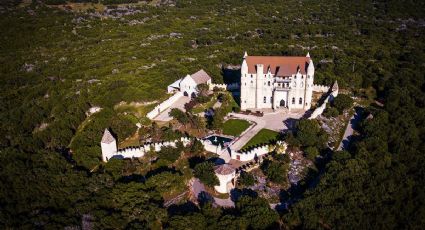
[292,97,295,104]
[263,97,266,103]
[268,81,270,86]
[299,97,303,104]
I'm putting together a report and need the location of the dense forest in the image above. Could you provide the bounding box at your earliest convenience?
[0,0,424,229]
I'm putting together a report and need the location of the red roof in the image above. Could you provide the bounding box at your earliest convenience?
[246,56,310,76]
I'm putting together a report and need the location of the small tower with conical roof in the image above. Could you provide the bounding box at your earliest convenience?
[331,80,339,99]
[304,58,315,110]
[101,128,117,162]
[240,51,250,110]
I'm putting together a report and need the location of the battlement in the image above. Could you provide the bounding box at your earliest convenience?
[102,136,192,162]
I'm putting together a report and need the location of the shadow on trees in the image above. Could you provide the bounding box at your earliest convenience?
[221,67,241,84]
[144,166,179,179]
[230,188,258,202]
[188,156,206,169]
[167,201,199,216]
[197,191,214,206]
[117,174,146,183]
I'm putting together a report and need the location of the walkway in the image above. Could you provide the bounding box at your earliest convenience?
[153,96,191,122]
[337,109,362,151]
[190,178,235,207]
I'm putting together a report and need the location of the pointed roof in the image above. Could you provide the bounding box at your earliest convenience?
[190,69,211,84]
[246,56,310,76]
[306,52,310,58]
[332,80,339,91]
[243,51,248,59]
[214,164,235,175]
[101,128,115,144]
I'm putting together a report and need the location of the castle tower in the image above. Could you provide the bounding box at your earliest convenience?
[304,59,315,110]
[255,63,264,108]
[101,128,117,162]
[240,52,248,110]
[330,80,339,100]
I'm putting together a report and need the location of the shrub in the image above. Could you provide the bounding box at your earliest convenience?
[332,94,354,114]
[194,162,219,187]
[304,146,319,161]
[323,106,339,118]
[157,146,182,163]
[239,171,256,186]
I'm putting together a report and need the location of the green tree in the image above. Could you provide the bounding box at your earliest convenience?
[169,108,189,127]
[332,94,354,114]
[194,162,219,187]
[236,196,279,229]
[238,171,256,186]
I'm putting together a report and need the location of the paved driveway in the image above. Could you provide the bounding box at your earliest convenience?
[154,96,191,122]
[228,110,304,151]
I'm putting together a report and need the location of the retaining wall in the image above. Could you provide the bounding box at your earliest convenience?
[146,91,184,119]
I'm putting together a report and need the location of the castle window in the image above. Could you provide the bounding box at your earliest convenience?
[301,75,304,79]
[251,81,253,84]
[299,97,303,104]
[245,83,246,86]
[263,97,266,103]
[292,97,295,104]
[268,81,270,86]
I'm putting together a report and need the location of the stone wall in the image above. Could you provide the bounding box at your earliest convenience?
[230,141,287,162]
[146,91,184,119]
[309,83,339,119]
[103,137,191,161]
[312,84,330,93]
[208,83,240,91]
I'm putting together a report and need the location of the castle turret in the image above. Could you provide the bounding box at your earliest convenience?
[255,64,264,108]
[101,128,117,162]
[240,52,249,110]
[331,80,339,99]
[304,59,315,110]
[306,52,310,58]
[241,58,248,74]
[307,59,315,77]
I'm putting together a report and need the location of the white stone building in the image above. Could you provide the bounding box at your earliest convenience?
[101,129,118,162]
[240,52,315,111]
[214,164,236,193]
[167,69,212,97]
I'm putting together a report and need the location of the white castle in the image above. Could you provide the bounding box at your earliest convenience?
[240,52,315,111]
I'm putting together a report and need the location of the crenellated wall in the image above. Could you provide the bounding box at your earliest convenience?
[230,141,287,162]
[208,83,240,91]
[312,84,330,93]
[309,82,339,119]
[103,137,191,162]
[146,91,184,119]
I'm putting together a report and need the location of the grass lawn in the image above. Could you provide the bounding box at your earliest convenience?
[222,119,251,136]
[242,129,280,150]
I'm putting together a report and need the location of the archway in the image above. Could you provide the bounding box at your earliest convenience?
[280,99,285,107]
[183,91,188,97]
[191,92,196,98]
